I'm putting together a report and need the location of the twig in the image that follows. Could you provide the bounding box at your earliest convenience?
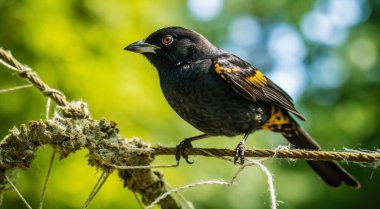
[0,84,33,94]
[165,183,195,209]
[108,162,179,170]
[38,151,55,209]
[145,180,230,209]
[82,172,110,209]
[133,192,144,209]
[38,97,55,209]
[5,176,32,209]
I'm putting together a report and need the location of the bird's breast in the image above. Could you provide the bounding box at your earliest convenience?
[158,60,270,136]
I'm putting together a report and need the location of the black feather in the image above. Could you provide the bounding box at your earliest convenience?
[213,54,306,120]
[284,122,360,188]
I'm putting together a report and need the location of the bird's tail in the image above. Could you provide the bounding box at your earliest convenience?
[262,107,360,188]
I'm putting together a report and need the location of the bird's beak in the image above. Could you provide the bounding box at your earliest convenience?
[124,39,160,54]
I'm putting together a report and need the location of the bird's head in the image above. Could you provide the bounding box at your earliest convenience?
[124,27,220,70]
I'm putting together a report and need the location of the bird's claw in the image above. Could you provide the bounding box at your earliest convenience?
[176,139,194,164]
[234,141,246,164]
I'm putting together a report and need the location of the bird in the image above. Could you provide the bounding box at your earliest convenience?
[124,26,360,188]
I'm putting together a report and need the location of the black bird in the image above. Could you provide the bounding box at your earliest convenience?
[124,26,360,188]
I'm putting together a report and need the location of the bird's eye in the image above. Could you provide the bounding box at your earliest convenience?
[162,35,174,45]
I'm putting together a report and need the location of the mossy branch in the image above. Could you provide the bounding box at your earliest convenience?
[0,102,181,209]
[0,48,180,209]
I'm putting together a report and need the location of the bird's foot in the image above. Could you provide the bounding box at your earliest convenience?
[234,141,246,164]
[175,139,194,164]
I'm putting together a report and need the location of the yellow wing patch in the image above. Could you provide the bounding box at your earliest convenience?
[261,106,299,137]
[245,70,267,87]
[214,62,238,80]
[214,63,224,74]
[261,106,290,130]
[213,61,267,87]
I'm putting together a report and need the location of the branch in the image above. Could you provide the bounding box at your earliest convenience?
[0,48,180,209]
[153,147,380,163]
[0,104,181,209]
[0,48,68,106]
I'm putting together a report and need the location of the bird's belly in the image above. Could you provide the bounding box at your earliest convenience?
[161,77,270,136]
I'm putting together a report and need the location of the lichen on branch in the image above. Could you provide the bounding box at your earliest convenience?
[0,101,180,209]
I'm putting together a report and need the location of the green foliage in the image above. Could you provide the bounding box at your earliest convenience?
[0,0,379,208]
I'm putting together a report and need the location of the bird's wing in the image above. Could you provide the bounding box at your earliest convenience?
[212,53,305,121]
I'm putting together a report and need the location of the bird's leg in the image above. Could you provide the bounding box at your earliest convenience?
[176,133,210,164]
[234,128,253,164]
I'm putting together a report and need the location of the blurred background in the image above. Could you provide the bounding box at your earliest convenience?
[1,0,379,208]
